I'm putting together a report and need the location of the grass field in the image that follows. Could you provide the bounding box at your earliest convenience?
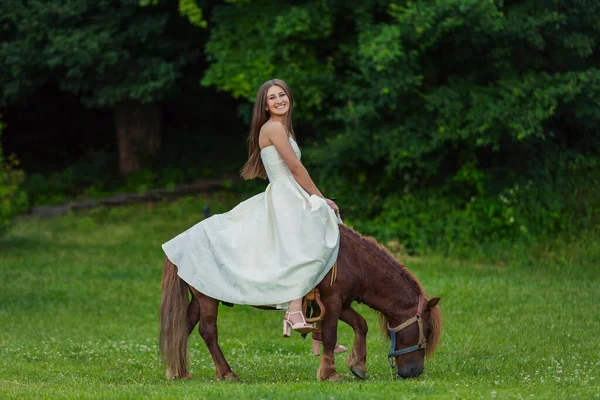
[1,194,599,399]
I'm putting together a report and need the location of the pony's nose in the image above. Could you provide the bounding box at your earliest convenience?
[397,365,423,379]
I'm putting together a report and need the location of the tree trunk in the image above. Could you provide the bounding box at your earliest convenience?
[115,100,161,175]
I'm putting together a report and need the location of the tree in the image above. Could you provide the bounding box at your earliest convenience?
[202,0,600,196]
[0,0,202,175]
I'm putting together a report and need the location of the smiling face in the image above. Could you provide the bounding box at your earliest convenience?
[265,85,290,117]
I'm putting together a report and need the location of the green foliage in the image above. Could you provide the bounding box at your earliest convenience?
[202,0,600,251]
[0,118,28,236]
[178,0,207,28]
[355,192,525,255]
[202,0,335,118]
[1,0,598,251]
[0,0,201,107]
[346,164,600,255]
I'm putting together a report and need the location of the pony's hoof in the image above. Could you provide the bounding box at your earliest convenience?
[351,368,365,380]
[317,367,344,382]
[224,372,239,381]
[216,372,239,381]
[328,372,344,382]
[166,370,192,380]
[180,372,192,380]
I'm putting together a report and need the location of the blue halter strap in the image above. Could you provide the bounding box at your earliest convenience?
[387,297,427,363]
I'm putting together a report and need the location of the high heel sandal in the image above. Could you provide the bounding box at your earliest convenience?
[311,340,348,356]
[282,311,313,337]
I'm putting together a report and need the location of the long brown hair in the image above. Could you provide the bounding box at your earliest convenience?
[240,79,296,180]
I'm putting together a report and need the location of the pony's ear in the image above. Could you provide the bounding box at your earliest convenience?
[426,297,440,310]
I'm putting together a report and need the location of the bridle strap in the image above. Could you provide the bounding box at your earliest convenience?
[390,315,418,333]
[387,297,427,361]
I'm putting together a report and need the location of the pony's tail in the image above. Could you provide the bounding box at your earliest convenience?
[159,256,190,379]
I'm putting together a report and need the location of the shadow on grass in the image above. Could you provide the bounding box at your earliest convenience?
[0,236,51,252]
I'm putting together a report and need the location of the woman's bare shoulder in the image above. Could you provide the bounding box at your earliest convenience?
[260,120,286,135]
[259,121,287,144]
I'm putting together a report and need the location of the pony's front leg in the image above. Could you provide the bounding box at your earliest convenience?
[317,302,343,381]
[194,291,238,381]
[340,306,368,380]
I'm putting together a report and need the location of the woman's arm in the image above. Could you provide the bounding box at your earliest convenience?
[263,122,325,198]
[262,123,339,213]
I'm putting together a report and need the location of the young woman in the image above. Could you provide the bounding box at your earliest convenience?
[162,79,344,345]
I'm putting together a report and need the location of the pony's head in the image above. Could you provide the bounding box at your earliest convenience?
[338,225,443,379]
[379,296,442,379]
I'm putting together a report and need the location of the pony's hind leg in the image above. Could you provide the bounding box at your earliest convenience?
[172,296,199,380]
[187,294,201,334]
[340,306,368,380]
[193,289,238,381]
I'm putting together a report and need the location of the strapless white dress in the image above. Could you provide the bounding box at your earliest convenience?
[162,137,340,306]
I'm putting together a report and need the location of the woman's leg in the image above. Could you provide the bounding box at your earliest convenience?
[286,298,305,323]
[283,298,313,335]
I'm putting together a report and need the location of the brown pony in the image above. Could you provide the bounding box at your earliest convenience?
[159,224,442,381]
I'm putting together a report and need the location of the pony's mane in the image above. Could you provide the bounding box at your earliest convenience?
[339,224,442,357]
[339,225,423,293]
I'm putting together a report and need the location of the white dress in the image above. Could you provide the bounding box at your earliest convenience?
[162,137,340,306]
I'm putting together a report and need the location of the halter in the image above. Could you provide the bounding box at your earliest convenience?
[387,296,427,367]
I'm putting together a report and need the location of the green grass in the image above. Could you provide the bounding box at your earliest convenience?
[0,193,599,399]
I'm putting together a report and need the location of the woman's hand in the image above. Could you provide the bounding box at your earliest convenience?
[325,198,340,215]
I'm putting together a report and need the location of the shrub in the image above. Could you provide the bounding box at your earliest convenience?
[0,118,28,236]
[347,167,600,256]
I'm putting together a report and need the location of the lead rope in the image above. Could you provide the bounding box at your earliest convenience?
[388,336,398,380]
